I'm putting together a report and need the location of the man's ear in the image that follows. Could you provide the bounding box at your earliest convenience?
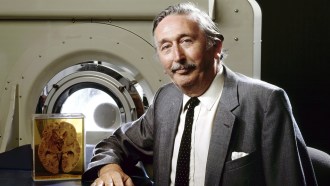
[213,40,222,59]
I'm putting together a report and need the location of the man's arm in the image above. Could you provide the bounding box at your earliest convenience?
[82,87,160,183]
[261,88,317,185]
[83,113,154,182]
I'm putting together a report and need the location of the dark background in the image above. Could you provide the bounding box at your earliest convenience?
[256,0,330,153]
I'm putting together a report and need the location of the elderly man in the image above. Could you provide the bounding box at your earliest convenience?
[83,2,317,186]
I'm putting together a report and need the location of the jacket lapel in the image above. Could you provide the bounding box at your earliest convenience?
[155,85,183,185]
[205,66,239,185]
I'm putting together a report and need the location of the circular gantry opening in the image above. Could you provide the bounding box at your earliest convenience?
[37,61,148,144]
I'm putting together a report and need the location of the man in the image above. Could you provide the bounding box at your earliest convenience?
[83,2,317,186]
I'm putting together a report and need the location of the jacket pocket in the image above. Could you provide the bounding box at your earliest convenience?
[224,150,257,171]
[221,150,264,186]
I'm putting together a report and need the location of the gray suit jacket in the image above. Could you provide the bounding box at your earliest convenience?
[83,65,317,185]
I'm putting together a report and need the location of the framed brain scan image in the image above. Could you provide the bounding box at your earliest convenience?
[32,113,85,181]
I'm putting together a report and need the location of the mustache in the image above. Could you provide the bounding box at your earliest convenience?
[171,62,196,72]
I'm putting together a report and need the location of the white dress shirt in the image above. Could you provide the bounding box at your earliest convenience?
[170,66,224,186]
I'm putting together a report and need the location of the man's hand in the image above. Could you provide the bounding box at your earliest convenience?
[91,164,134,186]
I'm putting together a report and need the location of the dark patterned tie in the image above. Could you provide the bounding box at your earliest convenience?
[175,97,200,186]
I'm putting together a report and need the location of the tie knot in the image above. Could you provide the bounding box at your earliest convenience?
[186,97,200,110]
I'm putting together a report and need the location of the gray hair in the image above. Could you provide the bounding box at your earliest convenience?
[152,2,224,49]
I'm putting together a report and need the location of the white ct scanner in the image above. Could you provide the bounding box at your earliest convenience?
[0,0,261,153]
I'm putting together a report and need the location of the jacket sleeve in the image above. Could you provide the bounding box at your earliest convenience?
[82,89,160,182]
[261,88,317,186]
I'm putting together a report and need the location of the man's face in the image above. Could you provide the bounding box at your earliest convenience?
[154,14,221,96]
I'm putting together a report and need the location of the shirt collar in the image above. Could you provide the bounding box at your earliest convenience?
[183,65,224,111]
